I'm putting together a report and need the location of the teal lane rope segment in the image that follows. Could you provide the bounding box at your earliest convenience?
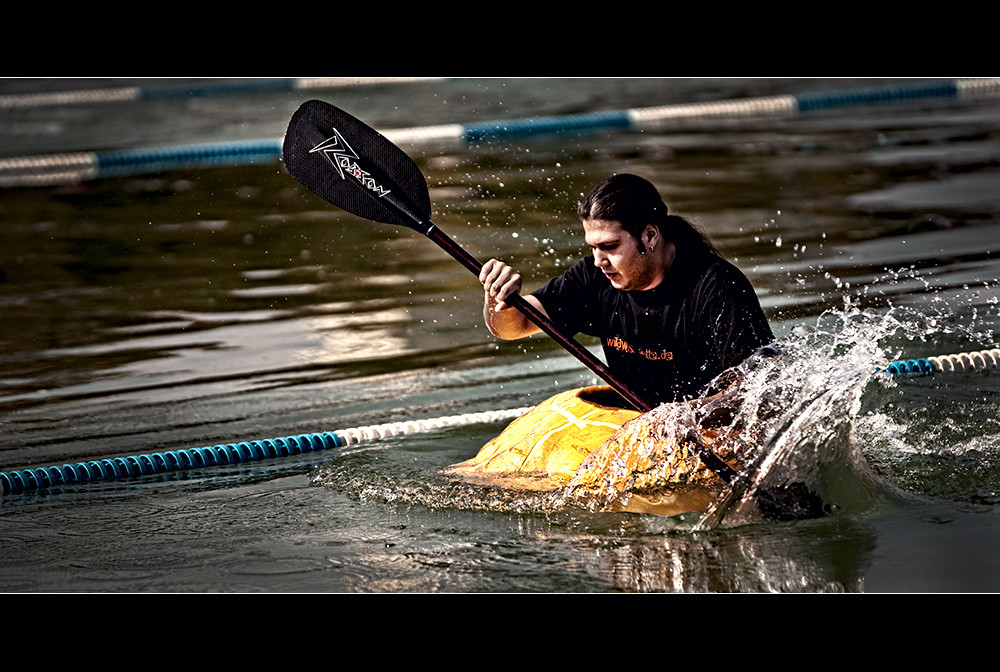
[95,139,284,178]
[0,78,447,110]
[0,139,285,187]
[0,406,530,497]
[2,78,998,188]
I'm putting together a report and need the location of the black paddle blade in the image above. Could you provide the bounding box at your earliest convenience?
[283,100,433,233]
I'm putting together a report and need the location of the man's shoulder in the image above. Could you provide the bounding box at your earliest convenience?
[545,257,605,289]
[697,253,754,286]
[531,257,605,305]
[700,252,738,272]
[679,254,761,311]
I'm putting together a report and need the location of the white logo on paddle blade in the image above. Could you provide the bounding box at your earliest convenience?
[310,128,391,198]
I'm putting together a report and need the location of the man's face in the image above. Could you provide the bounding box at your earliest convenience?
[583,218,662,291]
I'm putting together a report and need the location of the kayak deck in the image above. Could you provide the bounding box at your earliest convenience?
[446,386,741,514]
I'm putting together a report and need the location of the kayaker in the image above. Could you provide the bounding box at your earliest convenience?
[480,173,775,408]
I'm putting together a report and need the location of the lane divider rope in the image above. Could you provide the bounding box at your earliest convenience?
[0,406,530,497]
[885,348,1000,376]
[4,343,997,496]
[6,342,998,496]
[0,78,446,110]
[2,79,998,187]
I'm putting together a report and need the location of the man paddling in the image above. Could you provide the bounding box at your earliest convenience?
[480,173,774,408]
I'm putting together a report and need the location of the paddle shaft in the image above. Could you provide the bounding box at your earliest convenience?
[423,224,650,410]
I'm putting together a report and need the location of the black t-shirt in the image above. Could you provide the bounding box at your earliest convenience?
[531,251,774,405]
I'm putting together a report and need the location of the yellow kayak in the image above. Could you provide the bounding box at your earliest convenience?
[446,386,745,515]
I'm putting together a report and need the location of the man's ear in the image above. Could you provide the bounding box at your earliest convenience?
[645,224,659,248]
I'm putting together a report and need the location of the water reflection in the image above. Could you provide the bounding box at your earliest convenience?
[298,310,416,365]
[563,516,876,593]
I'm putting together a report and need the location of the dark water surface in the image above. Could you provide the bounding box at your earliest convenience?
[2,78,1000,592]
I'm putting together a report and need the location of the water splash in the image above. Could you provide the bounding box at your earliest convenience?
[694,284,998,528]
[539,299,903,526]
[549,284,997,527]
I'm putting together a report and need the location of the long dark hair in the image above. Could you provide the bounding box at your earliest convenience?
[577,173,717,256]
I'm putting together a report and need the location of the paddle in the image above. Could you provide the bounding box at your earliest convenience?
[281,99,738,484]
